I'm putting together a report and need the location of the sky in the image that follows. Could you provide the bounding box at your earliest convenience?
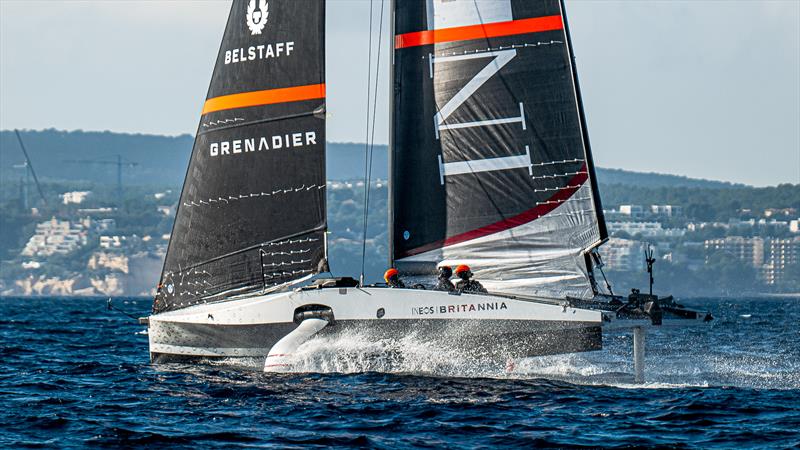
[1,0,798,187]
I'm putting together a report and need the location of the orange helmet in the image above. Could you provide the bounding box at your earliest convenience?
[454,264,472,279]
[384,268,400,283]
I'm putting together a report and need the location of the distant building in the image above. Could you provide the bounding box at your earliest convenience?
[77,207,114,215]
[650,204,682,217]
[95,219,116,232]
[618,205,645,218]
[607,221,685,238]
[21,217,93,257]
[99,235,126,249]
[761,237,800,285]
[704,236,764,267]
[757,218,789,232]
[727,218,756,230]
[61,191,91,205]
[764,208,797,218]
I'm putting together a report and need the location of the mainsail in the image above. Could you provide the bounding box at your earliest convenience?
[391,0,606,299]
[153,0,327,313]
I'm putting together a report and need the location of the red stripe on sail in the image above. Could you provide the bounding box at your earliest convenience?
[395,15,563,49]
[399,166,589,258]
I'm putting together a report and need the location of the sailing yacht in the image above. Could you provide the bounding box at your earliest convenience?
[146,0,708,373]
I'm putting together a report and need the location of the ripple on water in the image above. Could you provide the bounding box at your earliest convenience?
[0,297,798,448]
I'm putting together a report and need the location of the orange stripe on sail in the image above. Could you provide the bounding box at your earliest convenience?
[395,15,563,49]
[202,83,326,115]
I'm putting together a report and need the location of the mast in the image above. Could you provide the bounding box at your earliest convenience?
[388,0,396,268]
[14,130,47,206]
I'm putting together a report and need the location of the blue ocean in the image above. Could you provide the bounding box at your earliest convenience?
[1,297,798,448]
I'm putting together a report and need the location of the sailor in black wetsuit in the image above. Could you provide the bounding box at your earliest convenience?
[454,264,487,293]
[434,265,455,292]
[384,268,405,288]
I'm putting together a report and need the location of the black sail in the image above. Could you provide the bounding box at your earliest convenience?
[391,0,606,299]
[153,0,327,313]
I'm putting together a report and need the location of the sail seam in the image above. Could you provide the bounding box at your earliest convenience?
[182,184,325,208]
[164,228,326,277]
[432,41,563,58]
[198,110,324,135]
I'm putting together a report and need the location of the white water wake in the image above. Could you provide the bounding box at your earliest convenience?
[241,327,800,390]
[282,329,503,378]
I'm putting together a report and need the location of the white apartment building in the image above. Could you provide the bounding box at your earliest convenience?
[608,221,685,238]
[618,205,645,218]
[61,191,91,205]
[21,217,93,257]
[703,236,765,267]
[99,236,126,249]
[650,204,682,217]
[761,237,800,285]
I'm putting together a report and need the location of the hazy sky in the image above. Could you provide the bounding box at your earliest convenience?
[1,0,798,186]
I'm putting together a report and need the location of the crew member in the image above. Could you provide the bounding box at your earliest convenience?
[384,268,405,288]
[434,265,455,292]
[454,264,487,293]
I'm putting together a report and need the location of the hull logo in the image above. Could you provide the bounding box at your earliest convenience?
[246,0,269,35]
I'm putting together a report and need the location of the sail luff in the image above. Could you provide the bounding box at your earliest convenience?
[153,1,236,313]
[388,0,397,269]
[558,0,607,242]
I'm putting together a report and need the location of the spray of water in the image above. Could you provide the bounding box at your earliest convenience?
[236,326,800,390]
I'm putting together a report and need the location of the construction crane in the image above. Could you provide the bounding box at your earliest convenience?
[13,129,47,210]
[63,155,139,202]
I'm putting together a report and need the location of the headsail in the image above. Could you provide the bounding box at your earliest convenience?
[153,0,327,313]
[391,0,606,299]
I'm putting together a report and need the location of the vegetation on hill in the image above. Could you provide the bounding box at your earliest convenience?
[1,129,761,188]
[1,130,797,295]
[600,183,800,222]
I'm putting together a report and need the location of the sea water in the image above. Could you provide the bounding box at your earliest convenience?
[1,297,798,448]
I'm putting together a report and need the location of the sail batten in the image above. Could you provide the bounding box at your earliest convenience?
[153,0,326,314]
[391,0,605,299]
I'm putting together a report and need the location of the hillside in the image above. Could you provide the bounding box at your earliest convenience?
[1,129,748,188]
[1,129,797,296]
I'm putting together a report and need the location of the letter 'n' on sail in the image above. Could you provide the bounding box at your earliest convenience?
[153,0,327,313]
[391,0,607,299]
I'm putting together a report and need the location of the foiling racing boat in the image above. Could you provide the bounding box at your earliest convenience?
[145,0,710,381]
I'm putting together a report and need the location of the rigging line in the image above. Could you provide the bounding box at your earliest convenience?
[365,0,386,280]
[360,0,385,286]
[358,0,375,286]
[595,252,614,295]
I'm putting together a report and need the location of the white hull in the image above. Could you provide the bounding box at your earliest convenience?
[148,286,604,363]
